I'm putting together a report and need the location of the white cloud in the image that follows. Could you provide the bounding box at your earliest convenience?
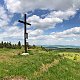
[27,9,76,30]
[29,29,43,37]
[29,27,80,45]
[4,0,21,13]
[0,26,23,39]
[51,27,80,39]
[0,25,80,45]
[4,0,80,13]
[2,0,80,45]
[48,10,76,20]
[0,25,44,43]
[4,0,78,30]
[0,6,9,28]
[27,15,63,29]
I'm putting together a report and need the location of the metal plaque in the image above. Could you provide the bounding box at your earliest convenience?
[26,42,28,45]
[25,33,28,39]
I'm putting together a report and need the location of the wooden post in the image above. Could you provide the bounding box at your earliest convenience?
[24,14,27,53]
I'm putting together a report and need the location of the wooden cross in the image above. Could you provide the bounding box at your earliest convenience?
[18,14,31,53]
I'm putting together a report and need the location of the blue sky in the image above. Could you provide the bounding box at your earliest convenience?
[0,0,80,45]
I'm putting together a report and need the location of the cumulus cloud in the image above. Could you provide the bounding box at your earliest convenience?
[27,9,76,29]
[2,0,80,45]
[29,29,43,37]
[0,25,80,45]
[4,0,80,13]
[4,0,21,13]
[51,27,80,39]
[0,6,9,28]
[28,27,80,42]
[27,15,63,29]
[4,0,78,30]
[0,25,44,43]
[0,26,23,38]
[48,10,76,20]
[28,27,80,45]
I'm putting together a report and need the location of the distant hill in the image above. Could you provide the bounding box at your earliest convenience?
[42,45,80,49]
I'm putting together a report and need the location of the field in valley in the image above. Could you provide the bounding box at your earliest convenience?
[0,48,80,80]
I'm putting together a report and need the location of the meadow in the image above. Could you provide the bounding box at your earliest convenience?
[0,48,80,80]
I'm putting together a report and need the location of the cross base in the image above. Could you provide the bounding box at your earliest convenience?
[21,53,29,56]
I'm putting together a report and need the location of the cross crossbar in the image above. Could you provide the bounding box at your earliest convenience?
[18,20,31,25]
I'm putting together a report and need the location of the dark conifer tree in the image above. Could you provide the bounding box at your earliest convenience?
[18,41,21,49]
[0,41,4,48]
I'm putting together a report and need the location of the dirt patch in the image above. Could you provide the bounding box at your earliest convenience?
[34,59,59,76]
[3,76,28,80]
[0,55,10,62]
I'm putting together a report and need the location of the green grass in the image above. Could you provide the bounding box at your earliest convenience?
[0,48,80,80]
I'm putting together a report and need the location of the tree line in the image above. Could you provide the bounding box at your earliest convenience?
[0,41,21,49]
[0,41,46,50]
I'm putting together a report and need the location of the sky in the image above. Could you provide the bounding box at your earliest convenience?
[0,0,80,46]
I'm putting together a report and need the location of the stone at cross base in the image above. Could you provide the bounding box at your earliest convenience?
[21,53,29,56]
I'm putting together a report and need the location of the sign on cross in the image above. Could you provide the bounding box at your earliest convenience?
[18,14,31,53]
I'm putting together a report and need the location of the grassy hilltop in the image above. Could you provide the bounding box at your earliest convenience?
[0,48,80,80]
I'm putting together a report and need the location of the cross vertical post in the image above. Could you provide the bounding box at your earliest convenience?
[18,14,31,53]
[24,14,27,53]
